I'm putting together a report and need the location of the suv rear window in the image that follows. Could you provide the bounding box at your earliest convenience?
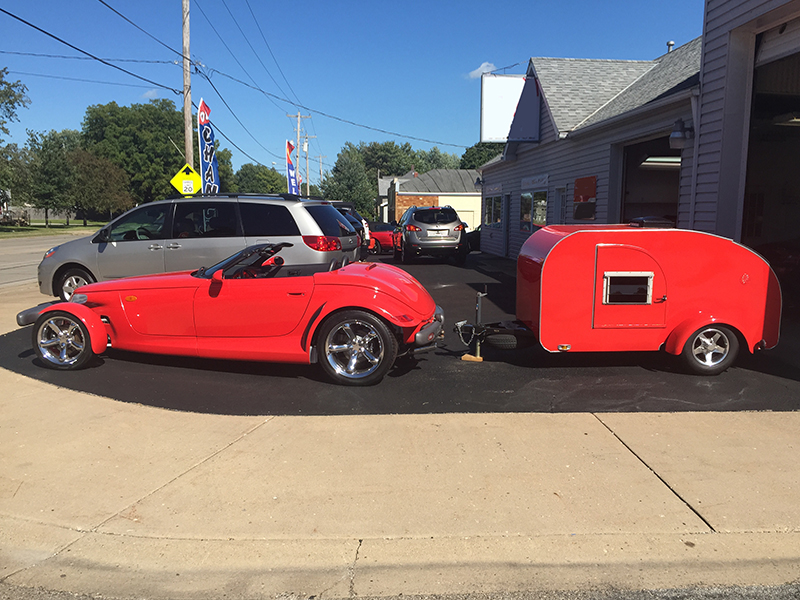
[240,202,300,236]
[305,205,356,237]
[413,208,459,225]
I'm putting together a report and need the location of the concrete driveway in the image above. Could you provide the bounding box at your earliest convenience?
[0,252,799,599]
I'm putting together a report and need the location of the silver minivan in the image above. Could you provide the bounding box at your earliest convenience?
[38,194,359,300]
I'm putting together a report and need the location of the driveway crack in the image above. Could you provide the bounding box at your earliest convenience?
[593,413,717,532]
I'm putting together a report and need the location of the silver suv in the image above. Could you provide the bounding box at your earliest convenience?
[393,205,468,265]
[38,194,359,300]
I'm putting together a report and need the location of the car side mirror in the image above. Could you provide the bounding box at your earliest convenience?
[211,270,223,282]
[93,228,110,244]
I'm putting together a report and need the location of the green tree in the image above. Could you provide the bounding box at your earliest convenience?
[236,163,288,193]
[0,143,29,202]
[359,141,415,180]
[321,143,375,217]
[0,68,30,145]
[68,148,134,224]
[414,146,461,172]
[26,129,81,226]
[215,147,236,193]
[460,142,504,169]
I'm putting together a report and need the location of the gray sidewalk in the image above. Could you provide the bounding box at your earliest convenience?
[1,282,799,599]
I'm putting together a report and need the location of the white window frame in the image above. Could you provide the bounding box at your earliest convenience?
[602,271,654,305]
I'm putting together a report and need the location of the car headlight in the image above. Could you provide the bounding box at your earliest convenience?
[43,246,59,260]
[70,293,88,304]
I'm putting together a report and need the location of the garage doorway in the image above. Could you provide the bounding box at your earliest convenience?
[742,48,800,304]
[620,137,681,225]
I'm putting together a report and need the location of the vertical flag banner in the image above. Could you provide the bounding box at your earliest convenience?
[286,140,299,195]
[197,98,220,194]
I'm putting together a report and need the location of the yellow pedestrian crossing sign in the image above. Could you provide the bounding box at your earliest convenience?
[170,164,202,196]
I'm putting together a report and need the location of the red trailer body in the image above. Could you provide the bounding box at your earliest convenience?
[514,225,782,373]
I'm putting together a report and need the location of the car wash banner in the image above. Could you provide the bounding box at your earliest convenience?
[286,140,299,195]
[197,98,220,194]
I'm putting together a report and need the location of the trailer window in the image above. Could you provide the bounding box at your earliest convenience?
[603,272,653,304]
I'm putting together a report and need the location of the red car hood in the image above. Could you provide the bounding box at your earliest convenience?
[314,262,436,314]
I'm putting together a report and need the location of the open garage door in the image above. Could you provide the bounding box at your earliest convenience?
[743,21,800,305]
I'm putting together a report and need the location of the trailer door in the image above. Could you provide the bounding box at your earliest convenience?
[593,244,667,329]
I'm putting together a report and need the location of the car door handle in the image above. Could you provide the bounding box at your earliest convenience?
[288,292,305,296]
[148,244,164,251]
[166,243,182,250]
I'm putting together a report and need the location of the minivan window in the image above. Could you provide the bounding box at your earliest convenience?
[240,202,301,236]
[108,204,168,241]
[305,205,356,237]
[172,201,239,238]
[413,208,458,225]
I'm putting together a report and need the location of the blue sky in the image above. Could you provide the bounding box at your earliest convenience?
[1,0,705,186]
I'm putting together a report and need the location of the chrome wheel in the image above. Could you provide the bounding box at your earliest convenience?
[58,268,93,301]
[33,311,94,370]
[318,310,397,385]
[682,325,739,375]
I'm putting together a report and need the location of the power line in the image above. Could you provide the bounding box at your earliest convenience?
[7,70,158,88]
[95,0,188,62]
[0,7,182,96]
[0,50,176,64]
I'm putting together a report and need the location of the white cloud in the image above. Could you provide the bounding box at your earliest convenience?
[142,89,159,99]
[468,62,496,79]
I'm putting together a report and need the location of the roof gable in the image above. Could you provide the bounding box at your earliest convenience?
[532,57,654,133]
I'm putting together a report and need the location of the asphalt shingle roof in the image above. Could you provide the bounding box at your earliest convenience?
[526,37,702,135]
[398,169,480,194]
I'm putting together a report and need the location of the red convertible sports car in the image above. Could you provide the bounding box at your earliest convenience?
[18,243,444,386]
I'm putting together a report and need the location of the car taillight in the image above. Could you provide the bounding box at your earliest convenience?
[405,224,422,232]
[303,235,342,251]
[454,224,465,231]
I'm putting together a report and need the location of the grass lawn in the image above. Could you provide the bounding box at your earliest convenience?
[0,221,104,240]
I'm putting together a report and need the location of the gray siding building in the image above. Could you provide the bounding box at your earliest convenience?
[479,0,800,299]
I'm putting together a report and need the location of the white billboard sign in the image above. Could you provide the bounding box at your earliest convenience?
[480,74,525,143]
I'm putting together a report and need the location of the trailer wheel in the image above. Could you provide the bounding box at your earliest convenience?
[682,325,739,375]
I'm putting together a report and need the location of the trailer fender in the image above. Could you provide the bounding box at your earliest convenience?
[664,314,739,356]
[38,303,109,355]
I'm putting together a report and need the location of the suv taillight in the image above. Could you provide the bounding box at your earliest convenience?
[405,224,422,232]
[454,224,465,231]
[303,235,342,251]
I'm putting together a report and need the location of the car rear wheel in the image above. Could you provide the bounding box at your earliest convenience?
[33,311,95,370]
[369,240,382,255]
[682,325,739,375]
[401,242,414,264]
[57,267,94,301]
[317,310,398,386]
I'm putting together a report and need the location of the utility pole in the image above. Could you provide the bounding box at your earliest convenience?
[287,111,310,191]
[303,133,316,196]
[317,155,327,186]
[182,0,193,167]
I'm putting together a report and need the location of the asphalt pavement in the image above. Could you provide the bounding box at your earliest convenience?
[1,250,799,599]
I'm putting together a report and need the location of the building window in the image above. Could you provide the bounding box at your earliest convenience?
[603,272,654,305]
[485,195,503,227]
[521,190,548,232]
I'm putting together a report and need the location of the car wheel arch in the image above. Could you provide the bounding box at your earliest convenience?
[310,306,402,353]
[53,263,96,298]
[665,315,747,356]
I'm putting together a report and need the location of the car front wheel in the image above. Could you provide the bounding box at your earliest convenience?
[317,310,398,385]
[682,324,739,375]
[57,267,94,301]
[33,311,95,370]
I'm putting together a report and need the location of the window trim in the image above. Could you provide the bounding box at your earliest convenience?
[602,271,654,305]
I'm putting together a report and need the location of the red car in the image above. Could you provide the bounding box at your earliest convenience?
[368,222,395,254]
[20,243,444,386]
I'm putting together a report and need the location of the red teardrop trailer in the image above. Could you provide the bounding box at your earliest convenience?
[462,225,782,375]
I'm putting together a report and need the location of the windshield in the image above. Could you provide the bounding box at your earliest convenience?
[193,243,288,278]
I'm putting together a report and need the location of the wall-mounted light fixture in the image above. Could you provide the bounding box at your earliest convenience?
[773,112,800,126]
[669,119,694,150]
[474,176,484,192]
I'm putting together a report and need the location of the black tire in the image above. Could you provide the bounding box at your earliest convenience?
[317,310,398,386]
[57,267,94,301]
[682,324,739,375]
[369,240,382,255]
[393,242,401,262]
[32,310,95,370]
[401,242,414,264]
